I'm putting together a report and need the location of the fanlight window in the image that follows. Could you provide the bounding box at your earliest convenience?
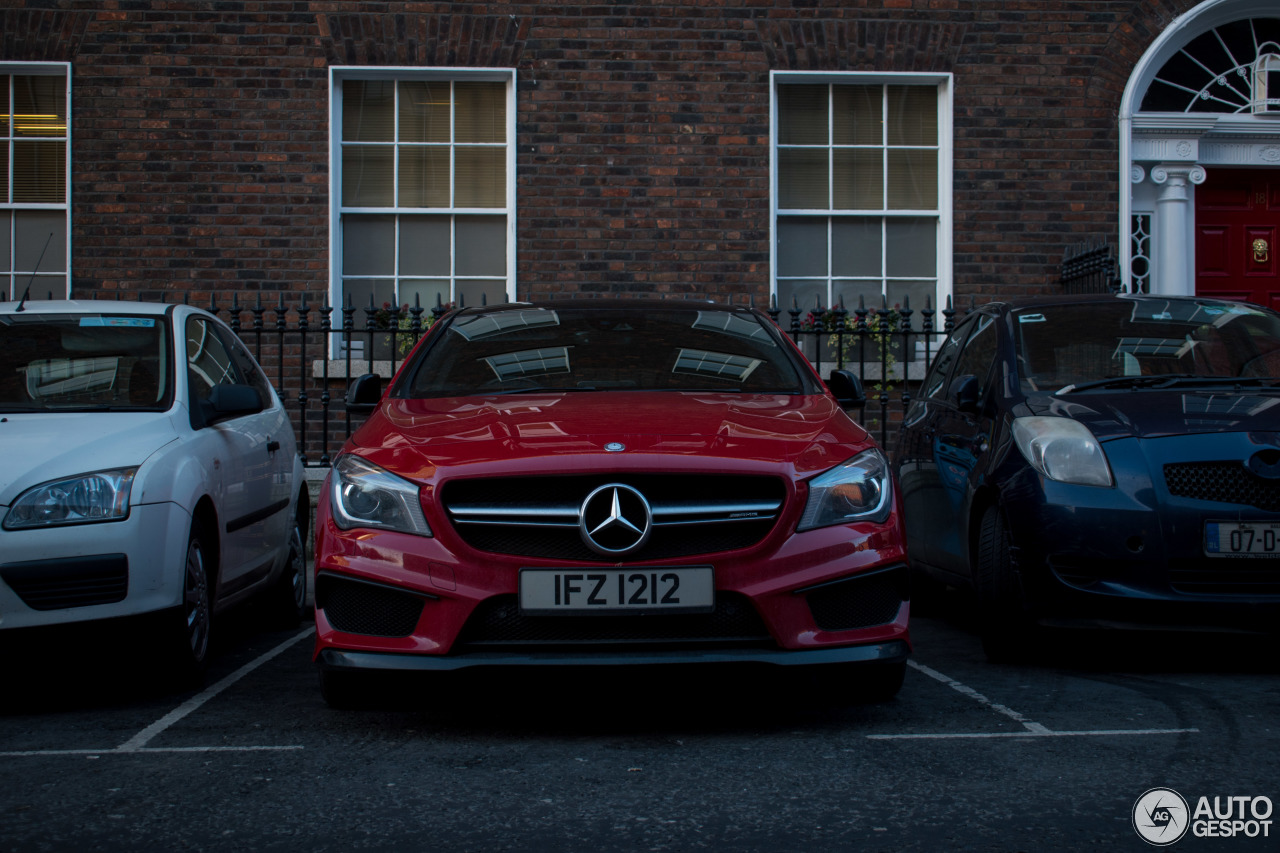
[1141,18,1280,113]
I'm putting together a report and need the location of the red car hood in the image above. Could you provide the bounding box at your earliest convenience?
[348,391,871,481]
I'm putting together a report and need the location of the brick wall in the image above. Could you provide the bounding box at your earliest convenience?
[2,0,1201,307]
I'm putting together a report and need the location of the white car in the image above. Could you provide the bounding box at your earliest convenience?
[0,300,307,678]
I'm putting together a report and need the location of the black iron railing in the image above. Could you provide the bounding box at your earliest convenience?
[7,291,958,461]
[1061,242,1123,294]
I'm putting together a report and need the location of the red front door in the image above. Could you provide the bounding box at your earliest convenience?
[1195,168,1280,310]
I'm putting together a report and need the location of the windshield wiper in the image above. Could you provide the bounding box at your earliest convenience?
[1058,375,1280,394]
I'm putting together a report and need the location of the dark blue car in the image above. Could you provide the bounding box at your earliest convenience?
[894,294,1280,660]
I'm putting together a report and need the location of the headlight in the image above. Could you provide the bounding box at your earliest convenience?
[331,454,432,536]
[1012,416,1113,487]
[3,468,138,530]
[797,448,893,531]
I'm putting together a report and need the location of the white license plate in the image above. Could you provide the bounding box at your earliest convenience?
[519,567,714,614]
[1204,521,1280,558]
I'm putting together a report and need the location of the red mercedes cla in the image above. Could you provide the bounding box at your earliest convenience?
[313,301,910,707]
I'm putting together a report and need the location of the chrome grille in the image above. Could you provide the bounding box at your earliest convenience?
[1164,462,1280,511]
[442,474,785,561]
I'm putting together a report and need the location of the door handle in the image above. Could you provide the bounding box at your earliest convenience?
[267,439,281,453]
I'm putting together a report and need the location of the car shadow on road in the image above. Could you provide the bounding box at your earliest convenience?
[312,663,902,737]
[912,584,1280,676]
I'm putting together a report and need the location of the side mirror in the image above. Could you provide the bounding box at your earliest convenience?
[826,369,866,409]
[192,383,262,429]
[345,373,383,414]
[951,374,981,414]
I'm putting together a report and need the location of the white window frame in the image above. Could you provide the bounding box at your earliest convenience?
[328,66,517,328]
[1,62,71,301]
[769,71,953,317]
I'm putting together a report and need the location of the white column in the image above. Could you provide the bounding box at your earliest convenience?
[1149,163,1206,296]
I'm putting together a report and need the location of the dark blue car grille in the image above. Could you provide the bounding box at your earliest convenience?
[1164,462,1280,512]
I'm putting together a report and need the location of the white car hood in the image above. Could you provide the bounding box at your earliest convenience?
[0,412,180,505]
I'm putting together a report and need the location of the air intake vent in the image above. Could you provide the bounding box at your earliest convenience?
[1165,462,1280,511]
[1,555,128,611]
[316,574,428,637]
[802,566,907,632]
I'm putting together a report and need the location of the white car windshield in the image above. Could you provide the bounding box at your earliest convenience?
[0,314,170,412]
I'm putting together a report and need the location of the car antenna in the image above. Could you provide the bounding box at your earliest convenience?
[14,232,54,313]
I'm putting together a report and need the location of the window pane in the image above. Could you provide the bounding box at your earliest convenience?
[456,215,507,276]
[399,81,449,144]
[455,147,505,207]
[0,211,9,271]
[832,219,882,277]
[400,279,451,314]
[341,145,394,207]
[887,149,937,210]
[456,279,507,309]
[13,76,64,137]
[834,280,885,311]
[777,217,827,277]
[0,145,7,203]
[25,273,66,300]
[887,86,937,146]
[0,77,9,137]
[342,215,395,275]
[777,279,826,313]
[342,278,397,317]
[778,149,828,209]
[398,147,450,208]
[833,86,881,145]
[455,82,506,144]
[887,279,937,312]
[886,218,936,278]
[833,149,882,209]
[12,141,64,203]
[399,215,450,276]
[777,86,827,145]
[342,80,394,142]
[15,210,66,271]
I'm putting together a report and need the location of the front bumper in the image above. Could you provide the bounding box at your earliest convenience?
[312,477,912,669]
[0,502,192,629]
[1001,434,1280,633]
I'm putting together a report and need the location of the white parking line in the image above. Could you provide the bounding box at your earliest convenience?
[0,626,315,759]
[866,660,1199,741]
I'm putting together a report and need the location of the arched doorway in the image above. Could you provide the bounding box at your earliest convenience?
[1120,2,1280,299]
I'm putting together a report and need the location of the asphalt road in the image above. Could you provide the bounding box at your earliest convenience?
[1,594,1277,853]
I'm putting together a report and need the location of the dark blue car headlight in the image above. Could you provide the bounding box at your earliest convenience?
[798,448,893,530]
[1012,416,1113,487]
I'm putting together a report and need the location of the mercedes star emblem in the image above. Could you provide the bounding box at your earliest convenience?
[578,483,653,556]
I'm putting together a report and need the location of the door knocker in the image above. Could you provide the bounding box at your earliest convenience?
[1254,237,1270,264]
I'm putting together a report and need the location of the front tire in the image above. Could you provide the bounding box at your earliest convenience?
[169,526,213,683]
[974,504,1036,663]
[268,522,308,628]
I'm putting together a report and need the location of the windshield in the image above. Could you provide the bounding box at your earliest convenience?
[401,306,810,397]
[1013,299,1280,394]
[0,313,170,412]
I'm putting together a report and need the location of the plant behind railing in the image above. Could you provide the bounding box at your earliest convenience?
[768,294,959,447]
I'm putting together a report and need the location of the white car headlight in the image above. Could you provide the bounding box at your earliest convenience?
[1012,416,1113,487]
[331,454,432,536]
[3,468,138,530]
[797,448,893,531]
